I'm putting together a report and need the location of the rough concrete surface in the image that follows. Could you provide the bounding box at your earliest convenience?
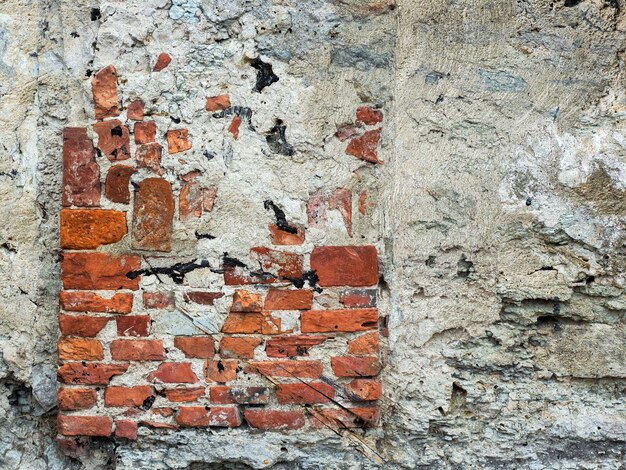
[0,0,625,468]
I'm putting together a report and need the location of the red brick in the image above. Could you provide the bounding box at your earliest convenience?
[204,359,238,383]
[228,115,242,139]
[134,121,157,144]
[176,406,242,427]
[244,409,306,430]
[203,187,218,212]
[58,362,129,385]
[244,360,322,378]
[206,94,231,112]
[310,407,380,429]
[139,420,178,430]
[348,332,380,355]
[57,388,97,410]
[301,309,378,333]
[359,191,368,215]
[230,290,263,312]
[307,189,326,227]
[58,338,104,361]
[269,224,305,245]
[62,127,100,207]
[94,120,130,161]
[60,291,133,314]
[136,143,163,173]
[221,312,282,335]
[116,316,150,337]
[132,178,174,252]
[114,420,138,440]
[92,65,119,120]
[219,336,262,359]
[265,335,327,357]
[179,179,203,219]
[105,165,135,204]
[174,337,215,359]
[148,362,198,383]
[58,414,113,437]
[355,106,383,126]
[265,290,312,310]
[151,407,175,417]
[328,188,352,237]
[167,129,192,154]
[183,291,224,305]
[164,387,205,402]
[105,385,154,407]
[209,386,269,405]
[153,52,172,72]
[143,291,175,310]
[345,379,382,401]
[276,382,335,404]
[127,100,144,121]
[110,340,164,361]
[346,128,382,164]
[331,356,381,377]
[61,252,140,290]
[340,289,376,308]
[60,209,127,249]
[59,315,110,337]
[252,248,303,279]
[310,246,378,287]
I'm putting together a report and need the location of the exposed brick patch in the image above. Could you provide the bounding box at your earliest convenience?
[57,71,385,438]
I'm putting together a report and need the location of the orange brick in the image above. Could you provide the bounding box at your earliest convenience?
[116,316,150,337]
[244,409,305,430]
[92,65,119,120]
[110,340,164,361]
[345,379,382,401]
[244,360,322,378]
[59,315,110,337]
[331,356,381,377]
[265,335,327,357]
[134,121,156,144]
[60,291,133,314]
[148,362,198,383]
[264,290,312,310]
[57,388,97,410]
[230,290,263,312]
[310,246,378,287]
[58,338,104,361]
[301,309,378,333]
[269,224,305,245]
[58,414,112,437]
[209,386,269,405]
[105,385,154,407]
[205,94,231,112]
[57,363,129,385]
[164,387,205,403]
[61,253,141,290]
[60,209,127,249]
[167,129,192,154]
[174,337,215,359]
[204,359,238,383]
[219,336,262,359]
[348,332,380,355]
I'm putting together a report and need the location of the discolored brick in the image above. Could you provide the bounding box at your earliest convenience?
[131,178,174,252]
[105,165,135,204]
[92,65,119,120]
[62,127,100,207]
[60,209,127,249]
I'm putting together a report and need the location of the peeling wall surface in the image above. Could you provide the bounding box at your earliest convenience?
[1,0,626,468]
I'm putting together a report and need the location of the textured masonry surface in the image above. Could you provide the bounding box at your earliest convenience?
[57,63,385,440]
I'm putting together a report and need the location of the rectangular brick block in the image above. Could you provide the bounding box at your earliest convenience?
[116,315,150,337]
[58,388,97,410]
[143,291,175,310]
[164,387,205,403]
[148,363,198,383]
[105,386,154,407]
[110,340,164,361]
[221,312,282,335]
[57,362,129,385]
[114,420,138,440]
[58,338,104,361]
[61,253,141,290]
[62,127,100,207]
[60,291,133,314]
[209,386,269,405]
[174,337,215,359]
[132,178,174,252]
[310,246,378,287]
[244,360,322,378]
[176,406,241,427]
[276,382,335,404]
[59,315,110,337]
[301,309,378,333]
[265,335,327,357]
[244,409,305,430]
[331,356,381,377]
[60,209,127,250]
[58,415,113,437]
[264,290,313,310]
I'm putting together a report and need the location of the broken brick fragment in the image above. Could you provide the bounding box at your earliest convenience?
[134,121,157,144]
[244,409,305,430]
[206,94,231,112]
[174,337,215,359]
[228,115,242,139]
[93,120,131,161]
[204,359,238,383]
[59,291,133,314]
[331,356,382,377]
[355,106,383,126]
[348,332,380,355]
[148,362,198,383]
[179,179,203,219]
[62,127,100,207]
[92,65,119,120]
[61,253,141,290]
[269,224,305,245]
[143,291,175,310]
[105,386,154,407]
[105,165,135,204]
[58,388,97,411]
[346,128,382,164]
[135,143,163,173]
[127,100,144,121]
[219,336,262,359]
[58,363,129,385]
[153,53,172,72]
[114,420,138,440]
[131,178,174,252]
[59,315,110,337]
[310,245,378,287]
[301,309,378,333]
[328,188,352,237]
[167,129,192,154]
[345,379,382,401]
[230,290,263,312]
[264,290,313,310]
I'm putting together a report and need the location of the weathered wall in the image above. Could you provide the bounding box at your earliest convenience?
[0,0,625,468]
